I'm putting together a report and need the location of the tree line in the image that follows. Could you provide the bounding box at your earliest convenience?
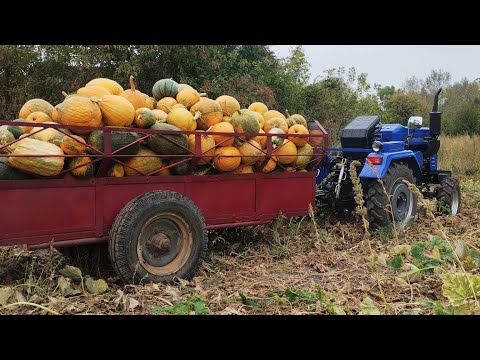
[1,45,478,140]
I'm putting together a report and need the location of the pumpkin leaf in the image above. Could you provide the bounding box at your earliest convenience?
[432,246,442,260]
[455,240,468,260]
[440,273,480,307]
[58,276,81,297]
[327,302,346,315]
[59,265,82,280]
[452,303,478,315]
[376,253,388,266]
[0,287,12,306]
[410,242,425,259]
[398,263,422,283]
[389,255,403,270]
[391,244,411,256]
[358,295,381,315]
[85,276,108,295]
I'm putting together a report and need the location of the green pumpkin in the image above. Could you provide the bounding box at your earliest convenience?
[7,119,27,139]
[0,156,32,180]
[147,122,188,156]
[0,127,15,154]
[152,79,179,100]
[170,160,190,175]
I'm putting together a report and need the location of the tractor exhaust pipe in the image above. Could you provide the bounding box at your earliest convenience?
[429,88,442,136]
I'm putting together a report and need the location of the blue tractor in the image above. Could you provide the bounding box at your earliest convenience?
[316,88,461,228]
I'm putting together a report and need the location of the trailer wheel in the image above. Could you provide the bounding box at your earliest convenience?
[365,163,417,229]
[437,178,461,215]
[109,190,207,285]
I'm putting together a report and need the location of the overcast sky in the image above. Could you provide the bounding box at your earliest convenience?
[269,45,480,88]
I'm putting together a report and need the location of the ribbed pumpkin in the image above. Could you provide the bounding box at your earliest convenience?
[176,89,201,109]
[253,129,267,149]
[30,122,72,143]
[216,95,240,116]
[269,128,286,147]
[209,122,235,147]
[8,137,64,176]
[152,79,179,100]
[77,86,110,99]
[124,146,164,176]
[263,110,286,122]
[23,111,53,132]
[248,102,268,114]
[144,95,156,110]
[288,124,309,146]
[248,110,265,129]
[257,157,277,173]
[188,132,215,165]
[134,108,156,129]
[106,162,125,177]
[19,99,54,119]
[95,95,135,127]
[232,165,254,174]
[119,76,146,110]
[157,97,177,113]
[166,108,195,131]
[213,146,241,172]
[58,135,87,155]
[86,78,123,95]
[152,109,168,123]
[178,83,195,92]
[273,140,297,164]
[286,111,308,128]
[52,96,102,134]
[231,111,260,140]
[237,139,262,165]
[191,99,223,130]
[0,127,14,154]
[264,117,288,134]
[68,156,94,178]
[292,143,313,169]
[147,123,188,156]
[0,156,32,180]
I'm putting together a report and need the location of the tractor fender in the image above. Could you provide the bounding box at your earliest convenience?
[359,150,423,180]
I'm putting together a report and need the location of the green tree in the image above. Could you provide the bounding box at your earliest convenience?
[384,92,430,125]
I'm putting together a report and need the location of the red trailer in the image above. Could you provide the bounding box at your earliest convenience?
[0,120,328,284]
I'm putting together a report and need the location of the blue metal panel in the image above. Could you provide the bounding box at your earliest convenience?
[379,124,408,142]
[359,150,422,179]
[316,165,331,185]
[430,153,438,172]
[381,141,405,152]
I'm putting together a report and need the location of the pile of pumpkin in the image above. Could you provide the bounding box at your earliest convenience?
[0,76,318,180]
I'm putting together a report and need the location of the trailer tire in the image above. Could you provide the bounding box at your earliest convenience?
[109,190,207,285]
[365,163,417,229]
[436,178,461,215]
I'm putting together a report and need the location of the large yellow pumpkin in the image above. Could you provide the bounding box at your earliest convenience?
[263,110,286,122]
[52,96,102,134]
[152,109,168,123]
[157,97,177,113]
[264,117,288,134]
[119,76,146,110]
[166,108,195,131]
[213,146,241,172]
[191,99,224,130]
[216,95,240,116]
[77,86,110,99]
[95,95,135,127]
[176,89,201,109]
[248,102,268,115]
[19,99,54,119]
[22,111,53,132]
[273,139,297,164]
[287,124,309,146]
[86,78,123,95]
[188,132,216,165]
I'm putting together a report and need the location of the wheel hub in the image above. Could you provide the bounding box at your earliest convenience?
[391,182,413,224]
[146,233,171,255]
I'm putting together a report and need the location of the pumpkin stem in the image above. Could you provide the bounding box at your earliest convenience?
[194,111,202,121]
[129,75,136,92]
[285,109,291,118]
[62,91,69,98]
[198,93,208,97]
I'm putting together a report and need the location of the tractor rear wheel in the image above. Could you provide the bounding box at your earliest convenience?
[109,190,207,285]
[365,163,417,229]
[436,178,461,215]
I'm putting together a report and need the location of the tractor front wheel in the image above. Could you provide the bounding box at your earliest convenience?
[436,178,461,215]
[365,163,417,229]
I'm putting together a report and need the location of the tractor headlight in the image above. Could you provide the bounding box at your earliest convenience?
[372,141,383,153]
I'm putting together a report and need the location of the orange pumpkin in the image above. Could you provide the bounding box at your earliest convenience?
[152,109,168,122]
[19,99,54,119]
[119,75,146,110]
[287,124,309,146]
[248,102,268,115]
[157,97,177,113]
[22,111,53,132]
[188,132,216,165]
[94,95,135,127]
[256,157,277,173]
[176,89,201,109]
[263,110,286,122]
[273,139,297,164]
[76,86,110,99]
[237,139,262,165]
[59,135,87,155]
[253,129,267,149]
[216,95,240,116]
[166,108,195,131]
[85,78,123,95]
[52,96,102,135]
[213,146,241,172]
[209,122,235,147]
[191,99,223,130]
[264,117,288,134]
[144,95,156,110]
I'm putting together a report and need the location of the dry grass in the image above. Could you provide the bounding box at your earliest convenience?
[439,135,480,176]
